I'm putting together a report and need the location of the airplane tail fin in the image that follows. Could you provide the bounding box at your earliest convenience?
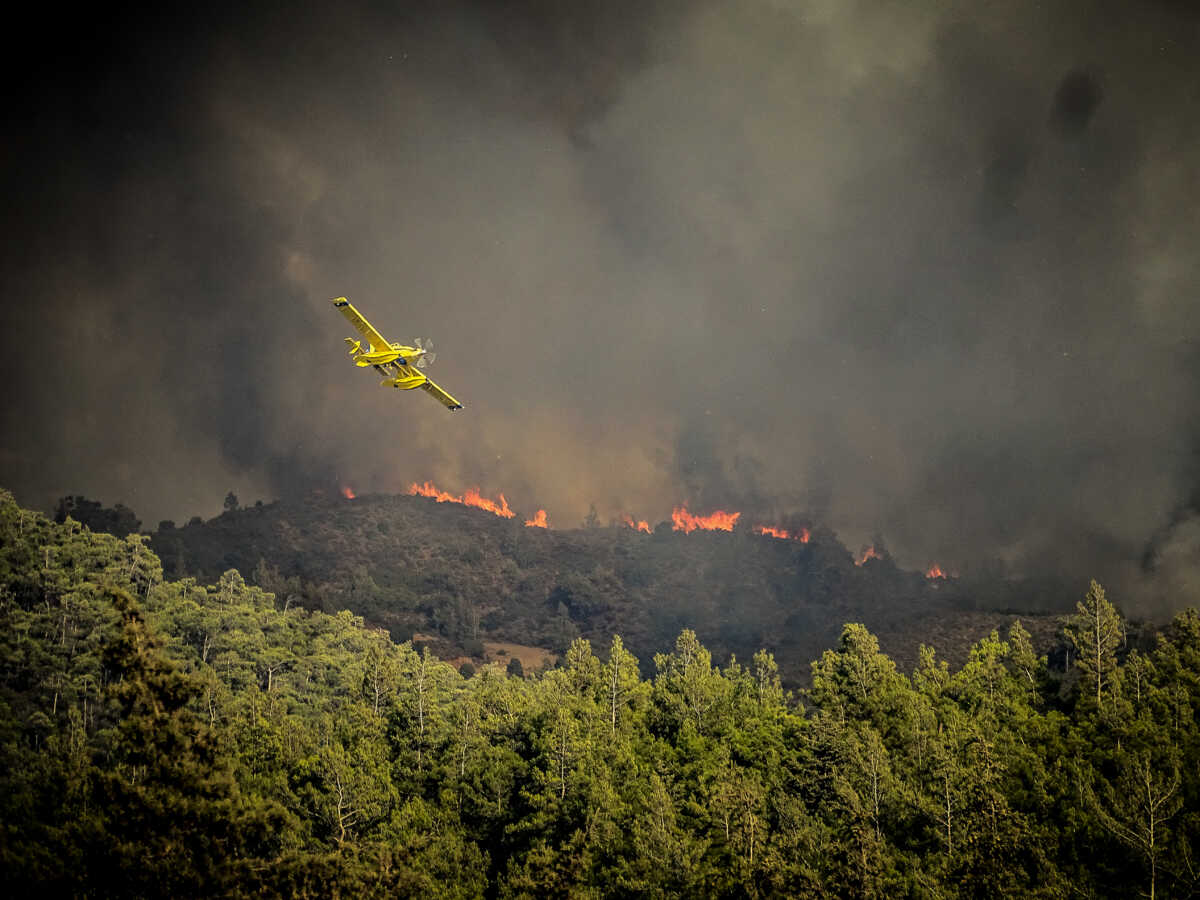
[345,337,363,357]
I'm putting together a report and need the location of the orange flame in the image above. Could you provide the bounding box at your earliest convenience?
[407,481,516,519]
[752,525,810,542]
[622,515,652,533]
[672,504,741,533]
[409,481,457,503]
[856,545,882,566]
[341,485,356,500]
[462,488,515,518]
[754,525,790,539]
[925,564,948,579]
[524,509,548,528]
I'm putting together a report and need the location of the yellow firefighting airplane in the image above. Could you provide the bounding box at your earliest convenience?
[332,297,464,410]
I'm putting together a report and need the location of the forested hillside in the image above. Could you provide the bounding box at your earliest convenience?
[3,488,1199,897]
[148,493,1071,685]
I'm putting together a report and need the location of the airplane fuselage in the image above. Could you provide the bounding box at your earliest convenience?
[347,339,427,368]
[356,347,427,389]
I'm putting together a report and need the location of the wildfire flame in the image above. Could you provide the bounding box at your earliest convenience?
[407,481,515,519]
[754,525,789,539]
[671,504,741,533]
[753,525,811,543]
[400,482,952,572]
[856,545,882,566]
[341,486,356,500]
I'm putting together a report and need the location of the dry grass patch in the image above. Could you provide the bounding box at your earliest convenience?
[483,640,557,672]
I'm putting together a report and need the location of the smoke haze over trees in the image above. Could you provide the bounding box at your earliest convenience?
[2,0,1199,616]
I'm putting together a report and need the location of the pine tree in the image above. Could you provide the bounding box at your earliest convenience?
[1067,581,1123,709]
[1086,751,1183,900]
[79,586,283,897]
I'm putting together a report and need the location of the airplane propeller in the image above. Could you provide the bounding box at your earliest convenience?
[413,337,437,368]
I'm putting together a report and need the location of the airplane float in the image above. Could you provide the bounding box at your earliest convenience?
[332,297,464,410]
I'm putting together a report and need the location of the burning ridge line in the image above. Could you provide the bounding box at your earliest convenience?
[402,484,948,575]
[671,504,740,533]
[407,481,515,519]
[752,525,810,542]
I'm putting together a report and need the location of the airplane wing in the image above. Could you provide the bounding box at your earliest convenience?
[332,297,393,352]
[419,378,464,410]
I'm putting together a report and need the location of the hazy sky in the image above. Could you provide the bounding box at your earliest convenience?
[3,0,1198,612]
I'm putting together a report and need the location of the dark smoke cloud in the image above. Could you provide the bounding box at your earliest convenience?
[1051,69,1104,138]
[2,0,1198,615]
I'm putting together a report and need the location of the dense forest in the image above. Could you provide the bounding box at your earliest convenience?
[3,488,1198,897]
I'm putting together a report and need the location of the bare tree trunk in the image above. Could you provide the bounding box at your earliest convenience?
[415,653,428,770]
[559,728,568,800]
[610,657,619,735]
[943,776,954,857]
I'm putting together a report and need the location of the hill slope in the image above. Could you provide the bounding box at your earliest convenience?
[150,493,1070,683]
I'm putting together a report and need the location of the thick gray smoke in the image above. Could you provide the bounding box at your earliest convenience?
[2,0,1198,614]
